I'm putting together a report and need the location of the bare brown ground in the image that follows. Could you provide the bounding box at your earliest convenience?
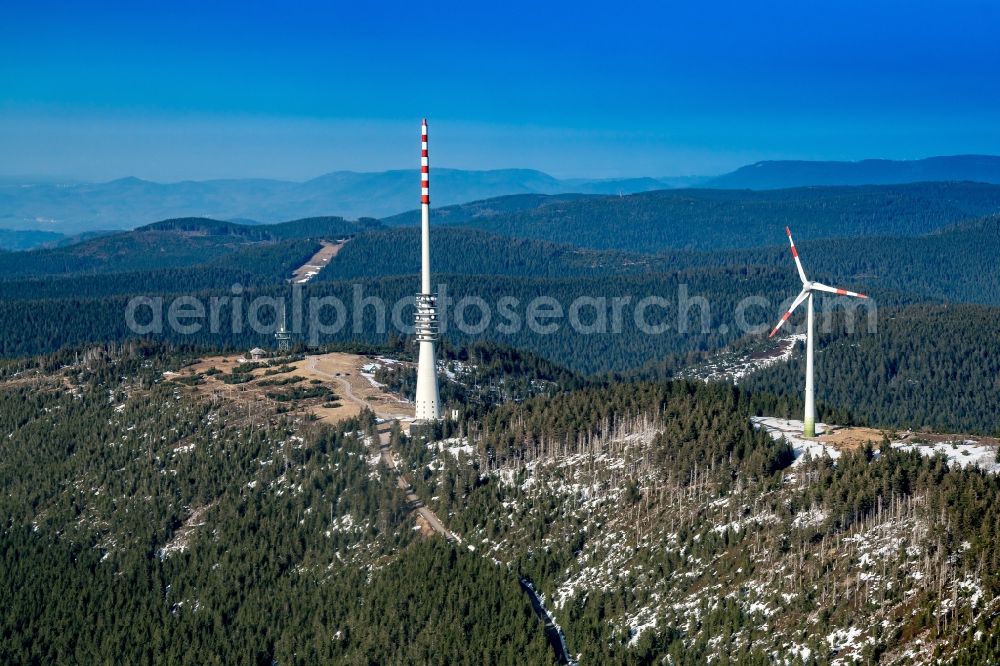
[289,240,346,283]
[297,354,415,429]
[817,425,999,453]
[816,426,890,452]
[0,372,62,391]
[177,351,414,429]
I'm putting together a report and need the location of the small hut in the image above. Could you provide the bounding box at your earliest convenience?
[249,347,266,361]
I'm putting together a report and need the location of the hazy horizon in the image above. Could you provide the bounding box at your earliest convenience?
[6,152,1000,187]
[0,161,713,185]
[3,1,999,182]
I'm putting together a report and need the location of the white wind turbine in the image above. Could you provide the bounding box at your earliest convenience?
[769,227,868,438]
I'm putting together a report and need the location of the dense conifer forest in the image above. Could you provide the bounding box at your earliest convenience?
[383,182,1000,251]
[3,181,1000,662]
[324,215,1000,306]
[743,304,1000,434]
[394,381,1000,663]
[9,344,998,663]
[0,345,551,664]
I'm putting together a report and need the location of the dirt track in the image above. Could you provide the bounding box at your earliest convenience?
[299,355,414,427]
[378,428,458,541]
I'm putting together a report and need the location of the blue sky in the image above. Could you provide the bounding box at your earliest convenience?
[1,0,998,180]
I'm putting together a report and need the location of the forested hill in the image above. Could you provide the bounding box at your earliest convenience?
[381,192,599,228]
[0,346,554,664]
[742,303,1000,434]
[138,215,379,241]
[0,239,323,301]
[663,214,1000,306]
[322,215,1000,306]
[5,251,1000,433]
[317,226,657,280]
[707,154,1000,189]
[397,379,1000,662]
[0,270,801,372]
[0,216,375,279]
[383,182,1000,252]
[0,228,64,251]
[5,342,1000,663]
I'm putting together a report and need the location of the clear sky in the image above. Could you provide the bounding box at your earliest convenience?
[1,0,998,181]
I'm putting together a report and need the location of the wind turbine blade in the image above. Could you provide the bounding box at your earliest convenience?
[811,282,868,299]
[769,289,809,337]
[786,226,809,285]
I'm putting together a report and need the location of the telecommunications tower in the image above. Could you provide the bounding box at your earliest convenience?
[414,119,441,421]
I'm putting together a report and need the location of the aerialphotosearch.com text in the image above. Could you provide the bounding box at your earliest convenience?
[125,283,878,344]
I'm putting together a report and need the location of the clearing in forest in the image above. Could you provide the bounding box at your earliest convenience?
[174,351,415,428]
[289,240,346,283]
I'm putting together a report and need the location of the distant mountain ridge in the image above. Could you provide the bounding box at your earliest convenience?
[5,155,1000,236]
[708,154,1000,189]
[0,169,679,234]
[0,228,63,251]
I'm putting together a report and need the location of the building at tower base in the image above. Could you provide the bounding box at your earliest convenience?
[414,293,440,421]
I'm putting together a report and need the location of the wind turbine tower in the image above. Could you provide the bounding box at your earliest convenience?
[769,227,867,438]
[414,119,441,422]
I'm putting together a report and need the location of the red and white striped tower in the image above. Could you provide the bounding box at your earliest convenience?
[414,119,441,421]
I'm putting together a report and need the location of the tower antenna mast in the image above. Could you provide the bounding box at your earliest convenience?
[414,118,441,422]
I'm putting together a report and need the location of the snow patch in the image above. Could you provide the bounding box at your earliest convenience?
[752,416,839,465]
